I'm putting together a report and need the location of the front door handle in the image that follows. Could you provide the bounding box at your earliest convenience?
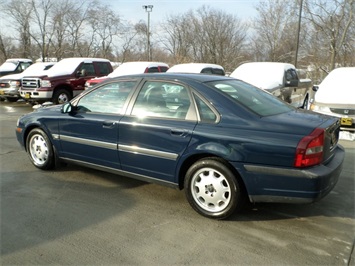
[171,128,188,137]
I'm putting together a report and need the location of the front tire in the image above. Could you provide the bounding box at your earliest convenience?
[184,158,245,219]
[6,97,18,102]
[26,128,55,170]
[53,89,71,104]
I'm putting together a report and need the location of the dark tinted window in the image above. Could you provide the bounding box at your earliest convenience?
[201,68,213,74]
[208,80,293,116]
[212,68,225,76]
[159,66,169,72]
[147,67,159,73]
[80,63,95,76]
[96,62,111,75]
[201,67,225,76]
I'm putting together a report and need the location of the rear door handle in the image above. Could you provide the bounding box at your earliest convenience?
[103,121,116,129]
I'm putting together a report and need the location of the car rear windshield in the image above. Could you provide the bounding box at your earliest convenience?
[207,79,293,116]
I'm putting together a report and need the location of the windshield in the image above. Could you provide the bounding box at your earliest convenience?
[207,79,293,116]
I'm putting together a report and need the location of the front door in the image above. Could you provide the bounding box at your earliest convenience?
[58,80,138,169]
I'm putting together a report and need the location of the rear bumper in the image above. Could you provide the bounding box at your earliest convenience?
[235,145,345,203]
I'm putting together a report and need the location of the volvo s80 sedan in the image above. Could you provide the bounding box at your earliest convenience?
[16,73,344,219]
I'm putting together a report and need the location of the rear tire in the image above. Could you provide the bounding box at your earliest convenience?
[26,128,55,170]
[184,157,245,219]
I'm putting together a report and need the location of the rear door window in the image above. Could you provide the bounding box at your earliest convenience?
[95,62,111,75]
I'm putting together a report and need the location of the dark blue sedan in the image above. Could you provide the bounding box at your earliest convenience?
[16,73,345,219]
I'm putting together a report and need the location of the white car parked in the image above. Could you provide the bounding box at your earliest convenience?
[310,67,355,131]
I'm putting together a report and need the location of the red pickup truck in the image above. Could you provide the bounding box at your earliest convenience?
[19,57,113,104]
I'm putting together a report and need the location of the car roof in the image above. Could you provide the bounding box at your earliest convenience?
[315,67,355,105]
[58,57,110,64]
[107,61,169,77]
[5,58,33,63]
[167,63,225,73]
[119,61,169,68]
[111,72,232,83]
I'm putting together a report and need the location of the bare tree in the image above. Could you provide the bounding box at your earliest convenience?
[251,0,300,63]
[160,6,247,71]
[160,14,191,63]
[86,2,121,59]
[304,0,354,71]
[4,0,33,58]
[29,0,57,62]
[63,0,93,57]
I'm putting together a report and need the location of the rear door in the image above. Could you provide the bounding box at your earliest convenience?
[118,79,197,183]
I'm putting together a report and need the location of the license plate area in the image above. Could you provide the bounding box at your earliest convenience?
[340,117,353,126]
[25,93,31,99]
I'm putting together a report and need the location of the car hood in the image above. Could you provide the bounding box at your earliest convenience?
[0,73,22,81]
[315,85,355,105]
[315,67,355,105]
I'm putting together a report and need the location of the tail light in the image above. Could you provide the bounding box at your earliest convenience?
[294,128,324,168]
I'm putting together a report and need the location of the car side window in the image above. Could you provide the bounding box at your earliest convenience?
[194,94,217,123]
[201,68,213,74]
[212,68,225,76]
[76,81,136,114]
[147,67,159,73]
[159,66,169,72]
[131,81,191,120]
[96,62,111,75]
[80,63,95,76]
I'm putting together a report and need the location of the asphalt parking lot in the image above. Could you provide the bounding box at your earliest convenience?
[1,100,354,265]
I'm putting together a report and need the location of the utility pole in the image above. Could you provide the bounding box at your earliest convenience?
[142,5,153,61]
[294,0,304,68]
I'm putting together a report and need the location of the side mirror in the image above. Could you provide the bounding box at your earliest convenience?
[285,79,299,87]
[312,85,319,92]
[61,102,72,113]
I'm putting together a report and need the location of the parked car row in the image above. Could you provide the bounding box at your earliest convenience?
[1,57,353,133]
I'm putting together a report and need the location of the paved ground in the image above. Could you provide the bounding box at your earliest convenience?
[1,101,354,265]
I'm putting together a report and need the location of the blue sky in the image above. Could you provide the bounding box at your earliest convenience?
[100,0,261,25]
